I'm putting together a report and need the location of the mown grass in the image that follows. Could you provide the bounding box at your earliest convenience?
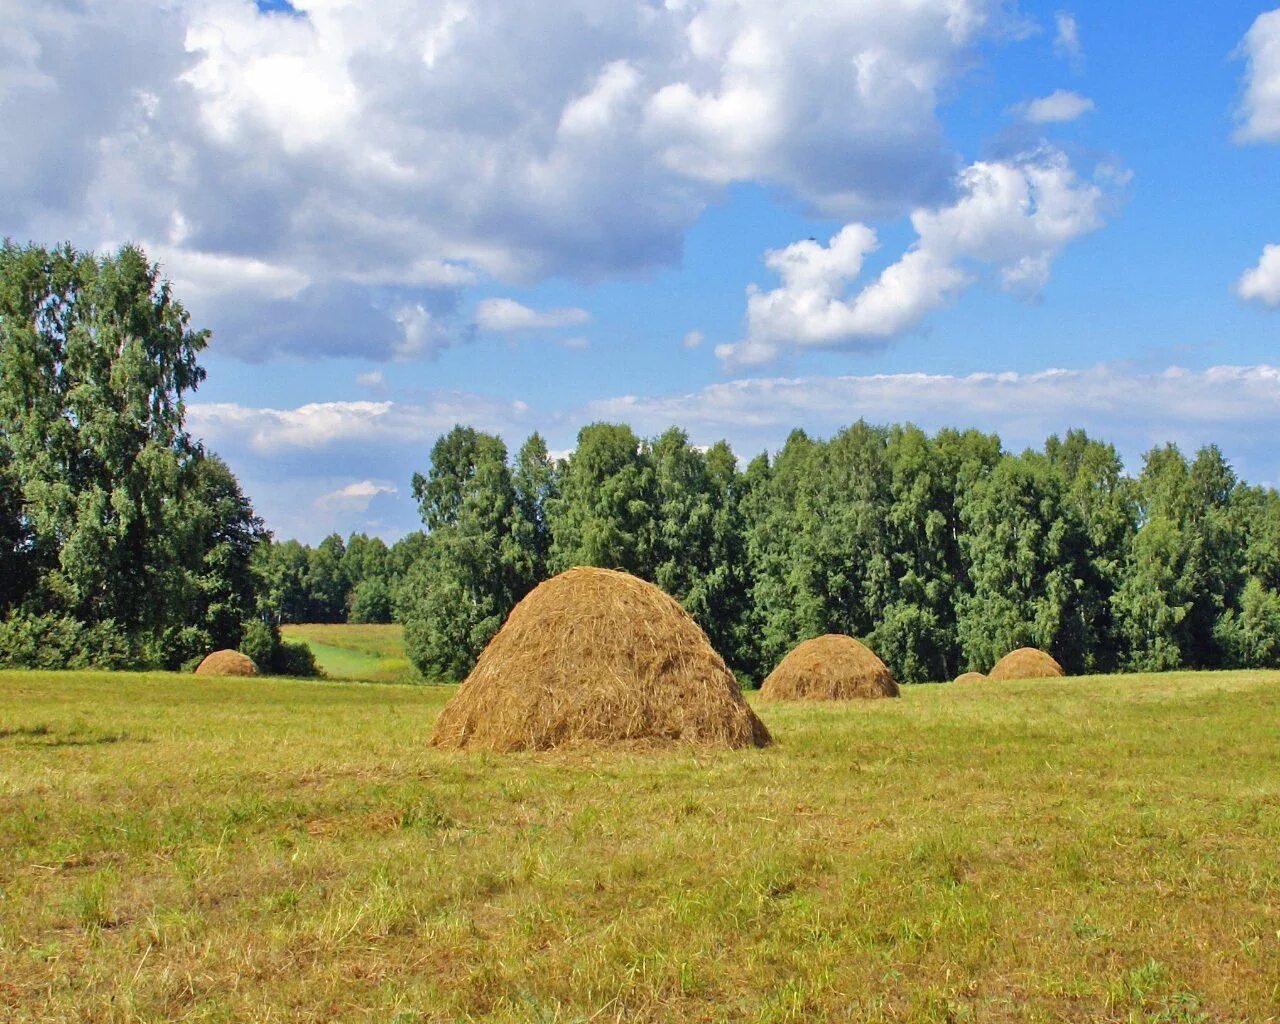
[281,623,413,683]
[1,669,1279,1022]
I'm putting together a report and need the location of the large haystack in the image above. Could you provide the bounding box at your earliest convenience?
[194,650,258,676]
[988,647,1064,681]
[430,567,770,751]
[954,671,986,684]
[760,634,899,701]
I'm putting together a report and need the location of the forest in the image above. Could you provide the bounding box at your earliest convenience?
[3,241,1279,683]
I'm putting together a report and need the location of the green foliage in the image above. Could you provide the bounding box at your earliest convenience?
[548,423,655,574]
[239,619,281,671]
[395,417,1277,686]
[348,577,393,624]
[0,612,157,670]
[276,639,320,677]
[399,427,530,681]
[956,452,1098,674]
[239,617,319,676]
[0,241,265,669]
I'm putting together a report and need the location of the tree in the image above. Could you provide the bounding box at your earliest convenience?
[547,423,655,575]
[0,242,206,633]
[869,425,998,682]
[1044,430,1136,671]
[256,540,312,625]
[956,452,1098,673]
[399,427,527,680]
[174,453,267,659]
[305,534,348,623]
[0,241,264,667]
[510,432,556,586]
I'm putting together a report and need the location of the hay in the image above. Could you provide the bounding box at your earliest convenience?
[760,634,899,701]
[988,647,1064,681]
[194,649,258,676]
[953,671,987,684]
[430,567,771,752]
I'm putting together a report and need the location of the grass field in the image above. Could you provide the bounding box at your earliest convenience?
[280,623,413,683]
[2,669,1279,1022]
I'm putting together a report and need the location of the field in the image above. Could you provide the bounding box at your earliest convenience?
[280,623,413,684]
[2,669,1279,1022]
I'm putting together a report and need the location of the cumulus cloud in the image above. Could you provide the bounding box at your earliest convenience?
[1236,9,1280,143]
[474,298,591,332]
[1,0,1028,360]
[720,148,1106,366]
[1018,89,1094,124]
[1238,243,1280,307]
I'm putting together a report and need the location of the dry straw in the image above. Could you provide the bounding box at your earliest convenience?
[760,634,899,701]
[953,671,987,684]
[194,650,258,676]
[988,647,1064,681]
[430,567,771,752]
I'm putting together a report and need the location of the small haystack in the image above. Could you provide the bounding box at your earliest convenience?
[760,634,899,701]
[988,647,1064,681]
[954,671,986,684]
[430,567,770,751]
[194,650,258,676]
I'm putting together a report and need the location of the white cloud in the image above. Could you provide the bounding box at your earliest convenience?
[1018,89,1094,124]
[721,148,1107,366]
[474,298,591,332]
[190,395,533,457]
[587,364,1280,490]
[316,480,398,511]
[1238,243,1280,307]
[682,329,704,349]
[191,364,1280,543]
[0,0,1030,360]
[149,245,311,302]
[356,370,385,389]
[1053,11,1083,65]
[1236,9,1280,143]
[560,336,591,350]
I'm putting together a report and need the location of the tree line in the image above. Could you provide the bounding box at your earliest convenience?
[398,423,1280,684]
[3,240,1278,683]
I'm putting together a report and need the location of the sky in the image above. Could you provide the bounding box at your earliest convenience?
[2,0,1278,542]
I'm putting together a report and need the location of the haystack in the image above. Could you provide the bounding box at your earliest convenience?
[954,671,986,684]
[430,567,770,751]
[988,647,1064,681]
[760,634,899,701]
[194,650,258,676]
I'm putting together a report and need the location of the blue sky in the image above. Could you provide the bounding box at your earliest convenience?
[3,0,1278,541]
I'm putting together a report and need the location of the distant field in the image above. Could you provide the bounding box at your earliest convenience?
[281,623,414,683]
[2,669,1279,1022]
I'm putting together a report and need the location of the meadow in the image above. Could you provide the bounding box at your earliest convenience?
[281,623,414,684]
[2,667,1279,1022]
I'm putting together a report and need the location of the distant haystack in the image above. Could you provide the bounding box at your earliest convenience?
[954,672,987,684]
[194,650,258,676]
[988,647,1064,681]
[430,567,770,752]
[760,634,899,701]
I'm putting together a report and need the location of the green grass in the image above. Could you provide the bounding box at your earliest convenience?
[2,669,1279,1022]
[281,623,413,683]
